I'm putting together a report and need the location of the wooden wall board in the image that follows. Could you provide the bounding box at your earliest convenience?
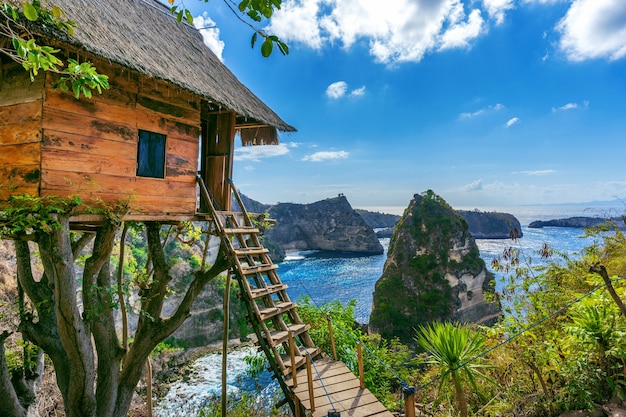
[42,130,135,159]
[0,64,44,106]
[0,164,40,200]
[0,121,41,145]
[0,143,41,166]
[40,171,195,198]
[42,108,137,144]
[0,101,42,126]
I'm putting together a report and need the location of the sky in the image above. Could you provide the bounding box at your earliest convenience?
[181,0,626,213]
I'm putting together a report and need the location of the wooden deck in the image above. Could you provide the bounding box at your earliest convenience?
[285,358,394,417]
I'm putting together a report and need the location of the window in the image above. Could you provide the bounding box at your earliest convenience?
[136,130,166,178]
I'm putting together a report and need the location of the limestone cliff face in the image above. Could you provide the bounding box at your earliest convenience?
[458,210,523,239]
[369,191,501,345]
[265,196,384,254]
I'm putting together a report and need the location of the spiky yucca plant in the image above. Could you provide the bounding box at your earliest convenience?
[416,322,495,417]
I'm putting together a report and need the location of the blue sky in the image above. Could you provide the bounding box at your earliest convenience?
[181,0,626,212]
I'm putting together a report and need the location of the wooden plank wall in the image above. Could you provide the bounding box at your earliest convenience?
[40,58,202,217]
[0,63,44,200]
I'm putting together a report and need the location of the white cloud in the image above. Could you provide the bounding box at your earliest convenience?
[463,179,484,191]
[194,13,225,62]
[268,0,487,65]
[303,151,349,162]
[516,169,557,176]
[439,9,484,50]
[459,103,504,119]
[482,0,514,25]
[557,0,626,61]
[504,117,520,128]
[350,86,367,97]
[552,102,577,112]
[326,81,348,99]
[326,82,366,99]
[234,144,292,162]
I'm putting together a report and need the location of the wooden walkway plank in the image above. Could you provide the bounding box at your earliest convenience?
[286,358,394,417]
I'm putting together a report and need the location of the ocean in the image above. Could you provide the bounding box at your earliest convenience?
[155,205,622,415]
[279,204,619,323]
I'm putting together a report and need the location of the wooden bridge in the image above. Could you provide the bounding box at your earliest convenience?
[198,178,413,417]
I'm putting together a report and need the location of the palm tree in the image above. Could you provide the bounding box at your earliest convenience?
[415,322,495,417]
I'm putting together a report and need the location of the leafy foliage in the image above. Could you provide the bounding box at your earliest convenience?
[168,0,288,57]
[1,1,109,98]
[416,322,495,417]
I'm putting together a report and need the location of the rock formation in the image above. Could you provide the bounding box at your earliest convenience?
[458,210,523,239]
[529,216,626,229]
[264,195,384,255]
[369,191,501,345]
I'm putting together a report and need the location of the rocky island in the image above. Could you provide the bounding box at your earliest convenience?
[369,191,501,345]
[529,216,626,229]
[264,195,384,255]
[458,210,523,238]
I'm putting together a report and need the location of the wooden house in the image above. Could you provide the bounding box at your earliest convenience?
[0,0,294,223]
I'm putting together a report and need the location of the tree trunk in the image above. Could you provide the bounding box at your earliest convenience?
[0,331,27,417]
[589,264,626,317]
[37,215,97,417]
[452,371,468,417]
[5,217,231,417]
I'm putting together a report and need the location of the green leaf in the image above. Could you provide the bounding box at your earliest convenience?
[251,32,258,48]
[185,9,193,24]
[261,38,273,57]
[23,2,39,21]
[238,1,247,12]
[277,41,289,55]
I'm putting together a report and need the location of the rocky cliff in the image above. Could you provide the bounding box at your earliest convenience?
[369,191,501,345]
[458,210,523,238]
[264,196,384,255]
[529,216,626,229]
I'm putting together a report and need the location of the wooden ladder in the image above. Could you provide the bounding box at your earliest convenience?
[197,177,322,411]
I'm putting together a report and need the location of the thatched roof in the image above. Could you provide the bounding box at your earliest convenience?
[34,0,295,136]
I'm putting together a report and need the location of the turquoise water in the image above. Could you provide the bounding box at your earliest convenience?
[279,224,604,324]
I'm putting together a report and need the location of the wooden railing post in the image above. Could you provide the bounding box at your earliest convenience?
[327,314,337,360]
[294,395,301,417]
[306,354,315,412]
[403,386,416,417]
[357,342,365,390]
[289,332,297,388]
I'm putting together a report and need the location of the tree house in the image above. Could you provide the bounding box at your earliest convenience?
[0,0,294,223]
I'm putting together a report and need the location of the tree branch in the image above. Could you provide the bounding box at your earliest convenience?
[0,331,26,417]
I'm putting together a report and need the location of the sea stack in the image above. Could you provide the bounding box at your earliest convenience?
[369,191,501,345]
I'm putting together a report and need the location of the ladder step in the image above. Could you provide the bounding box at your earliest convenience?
[241,263,278,275]
[223,227,260,234]
[250,283,288,299]
[281,347,322,376]
[234,247,269,256]
[258,301,296,321]
[267,323,310,347]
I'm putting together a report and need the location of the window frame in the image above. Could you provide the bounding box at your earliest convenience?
[136,129,167,179]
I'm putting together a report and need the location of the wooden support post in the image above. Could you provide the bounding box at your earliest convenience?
[357,343,365,390]
[306,354,315,413]
[221,271,232,417]
[403,386,416,417]
[327,314,337,361]
[294,395,301,417]
[289,332,297,388]
[145,357,153,417]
